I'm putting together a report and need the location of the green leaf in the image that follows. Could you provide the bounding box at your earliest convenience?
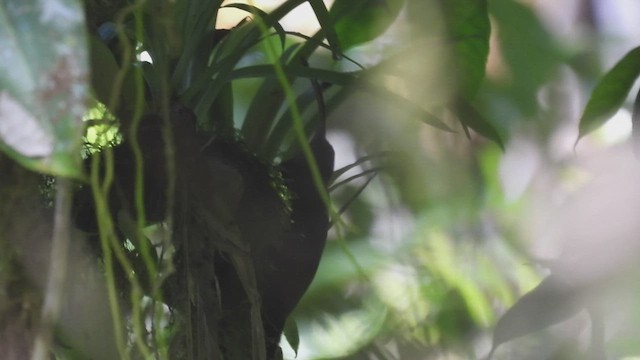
[579,46,640,139]
[241,45,303,153]
[222,3,286,50]
[184,0,313,107]
[209,82,235,137]
[440,0,490,98]
[330,0,405,51]
[283,318,300,356]
[488,275,586,359]
[490,0,563,115]
[0,0,88,178]
[331,152,390,182]
[240,77,285,151]
[88,35,137,115]
[262,82,324,159]
[454,97,504,149]
[173,0,223,88]
[231,64,359,85]
[308,0,341,58]
[88,36,119,107]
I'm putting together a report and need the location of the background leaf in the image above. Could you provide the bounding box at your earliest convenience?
[330,0,405,51]
[222,3,287,49]
[489,0,563,115]
[440,0,491,98]
[283,318,300,356]
[454,97,504,149]
[88,35,138,115]
[173,0,223,89]
[488,275,586,359]
[0,0,88,177]
[308,0,341,58]
[579,46,640,139]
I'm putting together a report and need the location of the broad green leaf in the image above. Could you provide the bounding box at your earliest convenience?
[0,93,53,158]
[88,35,137,115]
[488,275,586,359]
[579,46,640,139]
[0,0,88,178]
[440,0,490,98]
[490,0,563,115]
[88,36,120,107]
[330,0,405,51]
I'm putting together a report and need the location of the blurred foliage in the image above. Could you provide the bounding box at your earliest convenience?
[3,0,640,359]
[0,0,87,177]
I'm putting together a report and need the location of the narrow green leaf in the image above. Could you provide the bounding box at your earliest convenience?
[274,85,349,159]
[241,45,303,153]
[231,64,359,85]
[0,0,88,178]
[330,168,380,192]
[579,46,640,139]
[241,77,285,151]
[440,0,490,98]
[284,31,367,69]
[172,0,222,88]
[222,3,287,50]
[331,152,391,181]
[263,83,332,159]
[454,97,504,149]
[183,1,307,107]
[288,28,329,66]
[308,0,341,59]
[330,0,405,51]
[209,82,235,137]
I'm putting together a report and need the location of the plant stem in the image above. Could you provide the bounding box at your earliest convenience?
[31,178,73,360]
